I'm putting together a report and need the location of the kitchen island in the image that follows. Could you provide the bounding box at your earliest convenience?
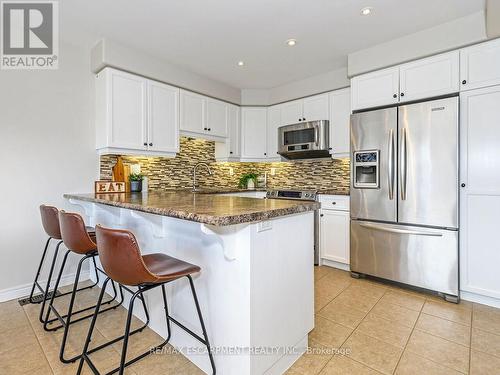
[65,191,318,375]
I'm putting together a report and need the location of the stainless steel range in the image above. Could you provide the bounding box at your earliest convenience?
[266,189,320,265]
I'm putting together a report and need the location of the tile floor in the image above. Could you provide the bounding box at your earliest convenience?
[1,267,500,374]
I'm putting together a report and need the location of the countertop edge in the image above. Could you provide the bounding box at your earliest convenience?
[64,194,320,226]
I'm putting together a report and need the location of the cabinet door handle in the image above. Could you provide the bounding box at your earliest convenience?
[400,92,405,97]
[303,117,306,121]
[143,142,147,146]
[332,202,336,205]
[298,118,301,122]
[264,153,267,156]
[229,151,233,154]
[320,214,324,217]
[208,128,211,131]
[149,143,153,146]
[462,80,467,85]
[393,94,397,98]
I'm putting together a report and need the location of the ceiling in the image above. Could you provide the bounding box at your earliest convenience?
[61,0,485,89]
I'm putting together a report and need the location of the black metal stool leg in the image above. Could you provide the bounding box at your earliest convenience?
[187,275,216,375]
[29,237,52,303]
[43,249,70,331]
[59,252,93,363]
[117,288,141,375]
[77,277,111,375]
[38,240,63,323]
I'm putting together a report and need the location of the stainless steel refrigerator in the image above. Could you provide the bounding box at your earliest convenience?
[350,97,459,301]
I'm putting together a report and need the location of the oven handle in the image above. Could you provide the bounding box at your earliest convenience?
[359,222,443,237]
[314,125,319,147]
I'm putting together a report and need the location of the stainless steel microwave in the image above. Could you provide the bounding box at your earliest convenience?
[277,120,330,160]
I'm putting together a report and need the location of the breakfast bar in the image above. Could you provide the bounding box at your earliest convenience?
[64,191,318,375]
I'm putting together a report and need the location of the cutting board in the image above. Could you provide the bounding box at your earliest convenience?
[112,156,125,182]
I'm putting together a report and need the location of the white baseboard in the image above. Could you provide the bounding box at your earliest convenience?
[320,259,350,271]
[460,290,500,309]
[0,270,90,303]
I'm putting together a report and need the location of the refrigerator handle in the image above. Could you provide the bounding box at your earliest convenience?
[400,128,407,200]
[359,222,443,237]
[388,129,395,200]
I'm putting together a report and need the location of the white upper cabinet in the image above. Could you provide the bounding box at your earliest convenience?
[215,104,240,161]
[180,90,205,134]
[206,98,228,137]
[266,105,282,160]
[399,51,459,103]
[460,38,500,91]
[102,69,147,151]
[303,93,329,122]
[280,100,303,125]
[329,88,351,158]
[280,94,330,124]
[241,107,267,160]
[180,90,228,139]
[351,66,399,111]
[147,81,179,154]
[95,68,179,157]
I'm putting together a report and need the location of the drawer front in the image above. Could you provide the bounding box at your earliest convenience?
[319,195,350,211]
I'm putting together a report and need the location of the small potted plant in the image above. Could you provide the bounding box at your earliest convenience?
[238,173,258,190]
[129,173,144,192]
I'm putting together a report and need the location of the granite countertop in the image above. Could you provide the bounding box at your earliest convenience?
[64,191,320,226]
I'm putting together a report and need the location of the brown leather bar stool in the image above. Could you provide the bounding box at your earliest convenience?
[43,211,147,364]
[77,225,216,375]
[30,205,100,324]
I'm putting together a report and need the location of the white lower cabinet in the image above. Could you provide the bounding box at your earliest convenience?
[319,195,350,268]
[460,85,500,304]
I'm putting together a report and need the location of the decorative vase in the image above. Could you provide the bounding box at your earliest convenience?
[130,180,142,192]
[247,179,255,190]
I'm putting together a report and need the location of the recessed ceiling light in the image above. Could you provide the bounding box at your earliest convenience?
[237,61,244,67]
[360,7,373,16]
[285,39,297,47]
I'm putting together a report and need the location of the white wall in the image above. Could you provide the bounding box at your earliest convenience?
[241,67,350,106]
[91,39,242,105]
[348,11,487,77]
[0,41,98,300]
[268,67,349,104]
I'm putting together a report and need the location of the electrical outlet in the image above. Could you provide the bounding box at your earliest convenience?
[257,221,273,232]
[270,168,276,176]
[229,167,234,175]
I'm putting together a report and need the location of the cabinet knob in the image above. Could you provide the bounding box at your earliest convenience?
[149,142,153,146]
[303,118,306,121]
[393,94,397,98]
[461,183,466,188]
[208,128,211,131]
[320,214,324,217]
[229,151,233,154]
[143,142,147,146]
[462,80,467,85]
[298,118,301,122]
[400,92,405,97]
[264,153,267,156]
[332,202,337,205]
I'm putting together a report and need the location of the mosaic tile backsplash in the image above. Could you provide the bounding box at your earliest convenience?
[100,137,350,193]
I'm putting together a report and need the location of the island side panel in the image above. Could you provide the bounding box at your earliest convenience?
[249,211,315,375]
[71,201,254,375]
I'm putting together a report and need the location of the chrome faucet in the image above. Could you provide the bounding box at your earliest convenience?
[192,163,213,191]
